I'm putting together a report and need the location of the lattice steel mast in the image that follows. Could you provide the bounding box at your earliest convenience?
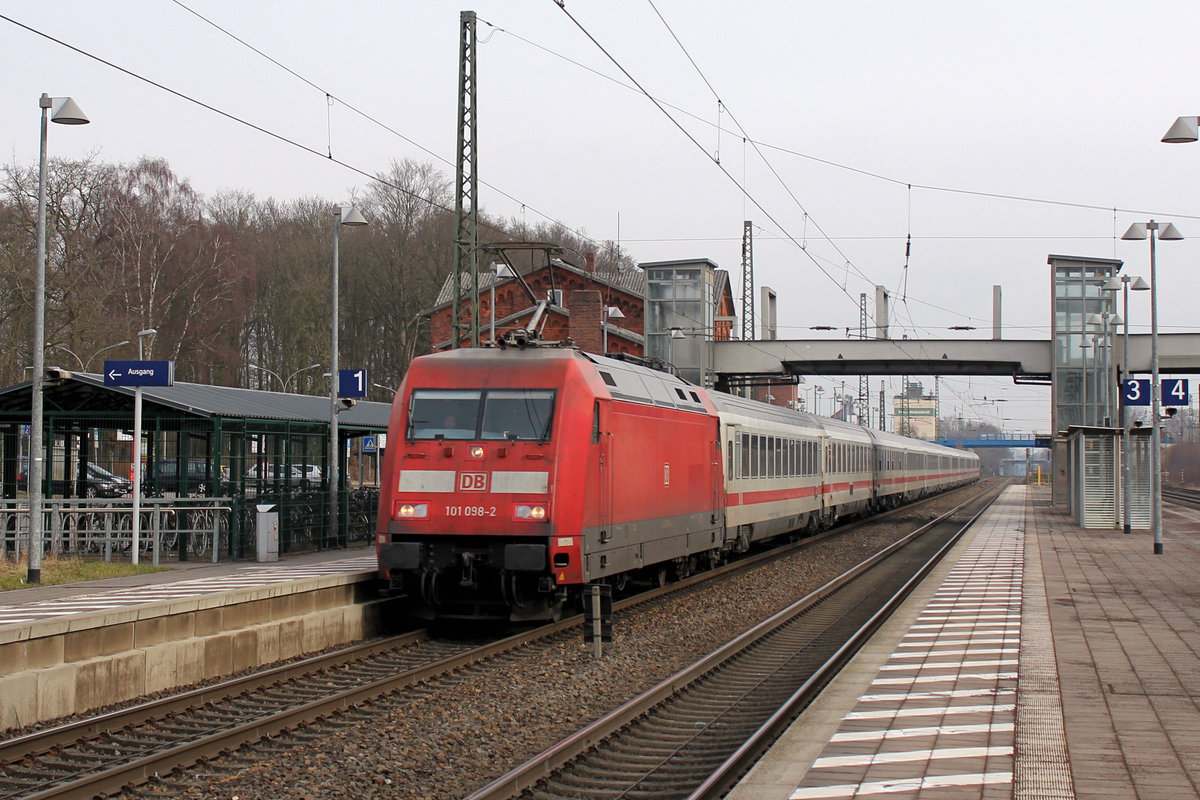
[740,221,753,342]
[858,293,870,426]
[452,10,480,348]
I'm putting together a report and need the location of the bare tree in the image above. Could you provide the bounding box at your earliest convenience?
[0,155,117,383]
[345,159,456,386]
[95,158,241,382]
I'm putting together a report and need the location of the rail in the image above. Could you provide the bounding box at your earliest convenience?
[464,482,1005,800]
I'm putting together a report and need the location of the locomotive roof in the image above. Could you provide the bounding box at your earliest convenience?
[412,347,711,414]
[586,352,709,414]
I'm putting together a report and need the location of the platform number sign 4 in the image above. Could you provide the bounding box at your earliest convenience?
[1163,378,1189,407]
[338,369,367,398]
[1123,379,1151,407]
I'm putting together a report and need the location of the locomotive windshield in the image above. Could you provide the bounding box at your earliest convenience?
[408,389,555,441]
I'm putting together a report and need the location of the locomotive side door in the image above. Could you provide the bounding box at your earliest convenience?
[595,400,614,540]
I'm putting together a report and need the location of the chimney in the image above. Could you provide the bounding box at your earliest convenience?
[585,251,596,273]
[568,289,604,354]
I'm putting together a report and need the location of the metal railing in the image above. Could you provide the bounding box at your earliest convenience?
[2,487,378,564]
[1,498,233,566]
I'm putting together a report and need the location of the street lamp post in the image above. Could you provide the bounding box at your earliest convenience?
[668,326,685,370]
[131,328,156,565]
[1122,220,1184,554]
[250,363,321,393]
[488,263,514,344]
[1104,274,1149,534]
[814,385,825,417]
[1086,312,1123,426]
[51,340,131,372]
[602,305,625,355]
[1080,337,1092,426]
[28,93,89,584]
[329,206,367,547]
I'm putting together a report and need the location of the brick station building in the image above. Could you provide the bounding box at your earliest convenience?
[426,252,647,356]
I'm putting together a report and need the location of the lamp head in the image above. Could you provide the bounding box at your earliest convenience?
[1132,276,1151,291]
[1159,222,1184,241]
[1121,222,1148,241]
[1162,116,1199,144]
[1102,277,1122,292]
[339,206,368,227]
[50,97,89,125]
[606,306,625,320]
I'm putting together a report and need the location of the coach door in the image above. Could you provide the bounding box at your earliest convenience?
[711,432,725,529]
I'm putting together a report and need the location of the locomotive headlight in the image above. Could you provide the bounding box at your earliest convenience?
[469,445,485,459]
[396,502,429,519]
[514,504,548,521]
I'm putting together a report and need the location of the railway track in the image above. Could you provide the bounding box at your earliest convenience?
[1163,486,1200,509]
[0,484,995,800]
[465,481,1005,800]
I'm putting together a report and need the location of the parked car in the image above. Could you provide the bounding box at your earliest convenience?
[144,459,228,495]
[295,464,323,482]
[17,462,132,498]
[245,463,323,486]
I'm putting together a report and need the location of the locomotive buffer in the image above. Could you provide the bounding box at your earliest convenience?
[584,583,613,658]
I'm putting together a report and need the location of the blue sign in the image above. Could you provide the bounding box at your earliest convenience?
[103,360,175,387]
[1121,378,1189,407]
[362,436,377,453]
[1163,378,1189,406]
[1122,379,1151,407]
[339,369,367,398]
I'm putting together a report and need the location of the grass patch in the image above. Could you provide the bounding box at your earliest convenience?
[0,555,169,591]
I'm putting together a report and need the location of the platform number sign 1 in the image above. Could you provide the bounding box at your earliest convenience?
[1163,378,1189,407]
[338,369,367,398]
[1122,378,1151,407]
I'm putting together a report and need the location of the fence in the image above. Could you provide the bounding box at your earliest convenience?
[1,497,232,565]
[1,487,378,564]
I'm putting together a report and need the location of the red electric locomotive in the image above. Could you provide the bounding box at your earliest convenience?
[376,346,722,620]
[376,345,979,621]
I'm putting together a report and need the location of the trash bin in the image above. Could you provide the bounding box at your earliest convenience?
[255,504,279,562]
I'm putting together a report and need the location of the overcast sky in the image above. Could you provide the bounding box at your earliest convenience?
[3,0,1199,432]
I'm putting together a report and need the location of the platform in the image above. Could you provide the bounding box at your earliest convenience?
[729,483,1200,800]
[0,547,386,730]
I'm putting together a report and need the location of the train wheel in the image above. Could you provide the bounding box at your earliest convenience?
[704,549,721,571]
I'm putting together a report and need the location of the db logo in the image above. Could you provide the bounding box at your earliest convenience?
[458,472,488,492]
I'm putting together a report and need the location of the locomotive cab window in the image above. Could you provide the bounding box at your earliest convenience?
[408,389,556,441]
[408,390,481,440]
[480,389,556,441]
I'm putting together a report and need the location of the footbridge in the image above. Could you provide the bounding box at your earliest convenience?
[710,333,1200,387]
[934,433,1052,449]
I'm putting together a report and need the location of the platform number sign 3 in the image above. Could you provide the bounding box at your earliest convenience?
[1123,379,1151,407]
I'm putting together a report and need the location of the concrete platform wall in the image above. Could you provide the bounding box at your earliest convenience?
[0,574,392,731]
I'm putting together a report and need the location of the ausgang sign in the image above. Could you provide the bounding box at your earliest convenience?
[103,360,175,387]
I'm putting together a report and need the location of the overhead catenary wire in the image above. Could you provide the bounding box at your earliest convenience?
[551,0,874,322]
[2,7,607,257]
[482,14,1200,229]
